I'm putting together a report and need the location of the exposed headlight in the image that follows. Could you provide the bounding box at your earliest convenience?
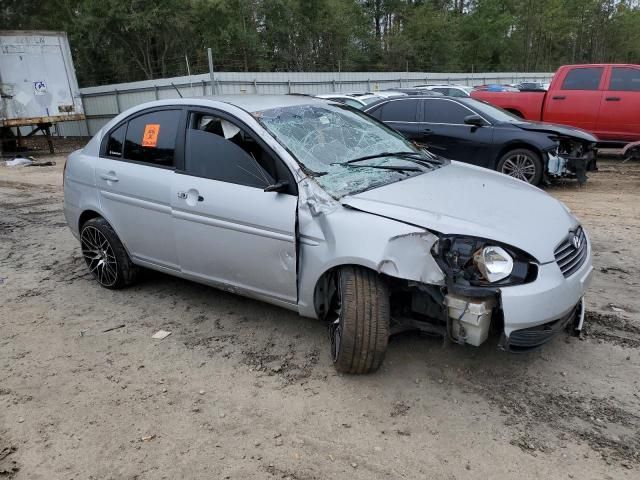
[432,235,537,290]
[473,246,513,283]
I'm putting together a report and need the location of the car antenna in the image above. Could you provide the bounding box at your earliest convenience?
[171,83,183,98]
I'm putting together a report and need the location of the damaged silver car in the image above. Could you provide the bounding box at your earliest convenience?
[64,95,594,374]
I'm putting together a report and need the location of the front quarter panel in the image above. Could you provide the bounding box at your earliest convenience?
[493,125,557,156]
[296,179,444,318]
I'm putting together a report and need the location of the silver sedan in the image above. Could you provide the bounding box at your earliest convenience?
[64,95,593,374]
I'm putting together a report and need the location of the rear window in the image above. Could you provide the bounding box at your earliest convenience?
[379,99,418,122]
[609,67,640,91]
[561,67,603,90]
[123,110,181,167]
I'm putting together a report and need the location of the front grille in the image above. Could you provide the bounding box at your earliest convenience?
[554,227,587,278]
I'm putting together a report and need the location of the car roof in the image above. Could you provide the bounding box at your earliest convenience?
[382,88,444,96]
[363,94,477,111]
[139,94,325,113]
[415,84,468,88]
[316,93,362,99]
[207,94,327,112]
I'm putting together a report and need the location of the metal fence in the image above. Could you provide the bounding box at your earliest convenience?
[55,70,553,137]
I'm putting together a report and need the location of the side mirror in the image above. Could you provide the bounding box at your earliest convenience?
[264,180,289,193]
[464,114,486,127]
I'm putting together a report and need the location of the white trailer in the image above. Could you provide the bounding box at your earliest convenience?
[0,30,85,153]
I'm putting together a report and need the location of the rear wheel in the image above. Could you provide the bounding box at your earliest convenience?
[80,217,138,289]
[497,148,543,185]
[329,266,390,374]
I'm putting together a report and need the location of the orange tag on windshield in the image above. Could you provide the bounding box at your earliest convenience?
[142,124,160,147]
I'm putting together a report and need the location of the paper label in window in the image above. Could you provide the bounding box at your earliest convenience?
[142,124,160,147]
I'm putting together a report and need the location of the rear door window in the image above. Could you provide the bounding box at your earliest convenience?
[561,67,603,90]
[184,113,276,189]
[123,110,181,167]
[423,99,473,124]
[609,67,640,91]
[379,99,419,122]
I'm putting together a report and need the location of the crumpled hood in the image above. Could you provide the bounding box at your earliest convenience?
[341,161,579,263]
[512,121,598,143]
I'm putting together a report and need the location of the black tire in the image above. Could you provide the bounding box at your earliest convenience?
[80,217,138,289]
[496,148,543,185]
[329,266,390,374]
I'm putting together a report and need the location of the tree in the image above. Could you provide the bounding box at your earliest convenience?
[4,0,640,85]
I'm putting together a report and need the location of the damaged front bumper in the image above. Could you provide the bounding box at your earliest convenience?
[502,298,585,351]
[431,232,593,351]
[545,140,597,184]
[499,248,593,346]
[437,255,592,351]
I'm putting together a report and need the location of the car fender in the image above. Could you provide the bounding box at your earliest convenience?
[296,184,445,318]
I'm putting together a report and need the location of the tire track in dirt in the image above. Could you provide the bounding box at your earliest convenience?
[465,368,640,467]
[583,311,640,349]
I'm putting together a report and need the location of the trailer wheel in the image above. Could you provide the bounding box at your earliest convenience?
[328,266,390,374]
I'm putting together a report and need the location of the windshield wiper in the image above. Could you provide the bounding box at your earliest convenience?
[388,151,445,166]
[338,163,422,173]
[332,151,442,168]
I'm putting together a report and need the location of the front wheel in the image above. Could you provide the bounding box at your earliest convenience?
[329,266,390,374]
[496,148,543,185]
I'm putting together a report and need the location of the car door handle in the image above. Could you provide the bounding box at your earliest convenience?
[177,191,205,202]
[605,96,621,101]
[552,95,566,100]
[99,172,118,182]
[420,128,433,135]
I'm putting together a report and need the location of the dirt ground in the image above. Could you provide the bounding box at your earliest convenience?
[1,147,639,479]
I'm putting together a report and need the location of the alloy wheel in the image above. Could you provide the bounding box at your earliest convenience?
[81,225,118,287]
[500,153,537,183]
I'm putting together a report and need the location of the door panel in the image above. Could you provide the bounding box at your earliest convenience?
[543,67,604,132]
[377,99,423,142]
[171,176,297,303]
[421,124,494,166]
[420,99,494,166]
[597,66,640,141]
[172,110,298,303]
[96,108,183,270]
[95,159,178,270]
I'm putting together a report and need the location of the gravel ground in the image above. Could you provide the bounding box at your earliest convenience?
[1,153,639,479]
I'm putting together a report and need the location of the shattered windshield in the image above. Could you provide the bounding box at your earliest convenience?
[255,103,441,198]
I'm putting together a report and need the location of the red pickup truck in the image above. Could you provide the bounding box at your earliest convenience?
[472,64,640,145]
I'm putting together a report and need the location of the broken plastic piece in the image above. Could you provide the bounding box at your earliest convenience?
[377,232,445,285]
[151,330,171,340]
